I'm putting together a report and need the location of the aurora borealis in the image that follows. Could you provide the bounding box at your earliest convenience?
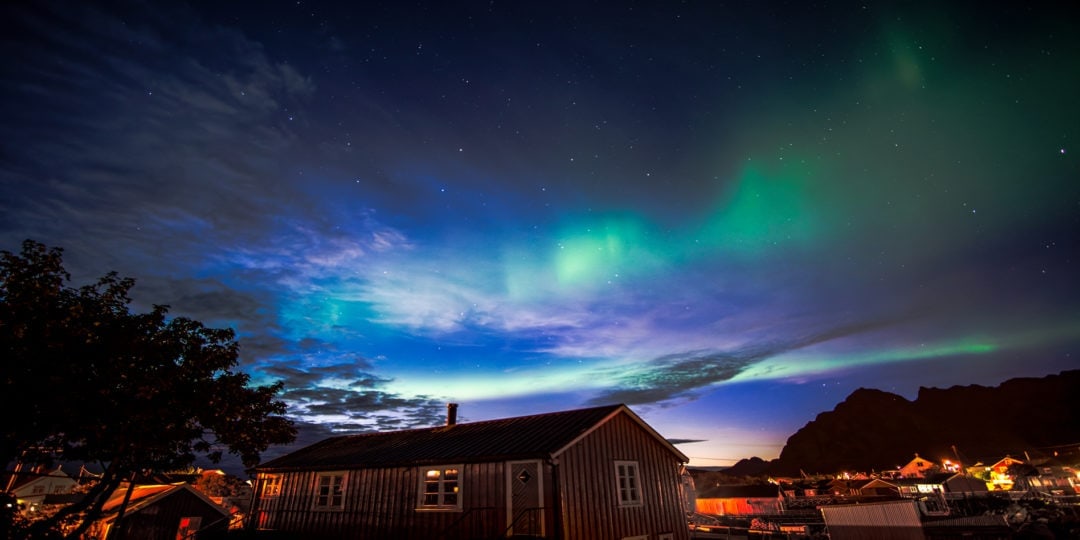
[2,1,1078,470]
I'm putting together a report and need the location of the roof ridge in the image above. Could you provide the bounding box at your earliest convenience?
[333,403,626,439]
[256,403,630,471]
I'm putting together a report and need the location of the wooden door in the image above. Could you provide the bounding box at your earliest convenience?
[506,460,544,536]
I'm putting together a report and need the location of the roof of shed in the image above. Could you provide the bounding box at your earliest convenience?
[871,472,959,487]
[257,403,686,471]
[99,484,227,521]
[698,484,783,499]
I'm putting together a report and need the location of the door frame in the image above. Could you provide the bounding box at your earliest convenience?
[505,459,545,536]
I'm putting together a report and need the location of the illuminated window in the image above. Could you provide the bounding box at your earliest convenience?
[175,516,201,540]
[261,475,282,498]
[314,472,345,509]
[615,461,642,506]
[418,467,462,510]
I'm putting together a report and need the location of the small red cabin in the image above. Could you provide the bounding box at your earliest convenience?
[85,483,229,540]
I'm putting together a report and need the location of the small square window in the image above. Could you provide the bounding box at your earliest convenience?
[261,475,283,498]
[176,516,202,540]
[314,472,345,509]
[418,466,462,510]
[615,461,642,507]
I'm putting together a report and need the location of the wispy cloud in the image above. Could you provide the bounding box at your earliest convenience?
[586,315,920,406]
[262,362,445,430]
[0,2,315,271]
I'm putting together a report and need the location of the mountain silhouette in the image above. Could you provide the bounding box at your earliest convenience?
[766,369,1080,475]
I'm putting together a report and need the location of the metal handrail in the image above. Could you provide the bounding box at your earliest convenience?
[503,506,545,538]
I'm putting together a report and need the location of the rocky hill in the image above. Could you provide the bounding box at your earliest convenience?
[767,369,1080,475]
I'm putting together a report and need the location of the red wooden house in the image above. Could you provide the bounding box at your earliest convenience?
[249,403,690,539]
[84,483,230,540]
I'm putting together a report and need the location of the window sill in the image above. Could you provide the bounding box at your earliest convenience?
[415,506,463,512]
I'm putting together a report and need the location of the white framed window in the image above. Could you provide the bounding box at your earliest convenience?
[261,474,283,498]
[615,461,642,507]
[314,472,346,510]
[418,466,462,510]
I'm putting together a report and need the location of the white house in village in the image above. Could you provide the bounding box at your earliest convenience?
[7,465,77,512]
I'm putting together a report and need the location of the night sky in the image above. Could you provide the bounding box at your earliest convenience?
[3,1,1078,471]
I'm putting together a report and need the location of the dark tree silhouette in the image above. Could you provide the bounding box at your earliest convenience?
[1,240,296,538]
[195,472,249,498]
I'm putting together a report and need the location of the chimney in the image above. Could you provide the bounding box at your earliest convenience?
[446,403,459,426]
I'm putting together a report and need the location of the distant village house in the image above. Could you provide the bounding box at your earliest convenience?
[3,464,76,514]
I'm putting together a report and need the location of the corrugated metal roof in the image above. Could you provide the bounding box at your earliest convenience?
[97,484,229,521]
[923,515,1009,528]
[819,500,923,527]
[256,404,627,471]
[698,484,782,499]
[101,484,175,512]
